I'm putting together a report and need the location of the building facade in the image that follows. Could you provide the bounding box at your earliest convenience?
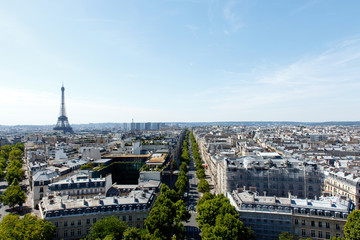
[324,170,360,209]
[228,190,354,240]
[219,156,323,199]
[39,189,156,240]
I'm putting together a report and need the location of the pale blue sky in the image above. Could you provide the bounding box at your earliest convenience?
[1,0,360,125]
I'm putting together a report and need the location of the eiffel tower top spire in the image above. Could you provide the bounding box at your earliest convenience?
[53,85,74,134]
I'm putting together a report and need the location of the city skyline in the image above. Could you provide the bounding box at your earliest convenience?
[1,0,360,125]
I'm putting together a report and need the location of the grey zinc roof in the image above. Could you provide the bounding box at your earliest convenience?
[33,169,59,182]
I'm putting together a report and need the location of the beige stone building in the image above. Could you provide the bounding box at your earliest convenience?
[324,170,360,209]
[39,189,156,239]
[228,190,354,240]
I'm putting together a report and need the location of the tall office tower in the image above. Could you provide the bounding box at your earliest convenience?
[53,85,74,134]
[145,122,151,130]
[131,119,135,131]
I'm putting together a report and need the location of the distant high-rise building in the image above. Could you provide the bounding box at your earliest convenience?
[145,122,151,130]
[153,122,161,130]
[135,123,141,130]
[123,122,128,131]
[131,119,135,131]
[53,85,74,134]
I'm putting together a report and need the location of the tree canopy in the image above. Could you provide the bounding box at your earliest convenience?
[5,166,24,185]
[279,232,294,240]
[0,183,27,209]
[0,213,56,240]
[145,184,190,240]
[344,209,360,240]
[88,216,128,240]
[196,194,255,240]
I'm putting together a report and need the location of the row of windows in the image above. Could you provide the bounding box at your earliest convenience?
[55,214,146,228]
[295,228,341,239]
[294,219,341,230]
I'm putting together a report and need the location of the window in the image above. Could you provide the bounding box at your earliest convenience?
[326,232,331,239]
[87,219,90,225]
[311,230,315,237]
[71,221,74,226]
[71,229,74,237]
[129,216,132,221]
[64,221,68,227]
[311,221,315,227]
[123,216,126,221]
[137,215,140,221]
[294,228,299,236]
[319,231,323,238]
[302,220,306,226]
[302,229,306,236]
[295,219,299,225]
[326,222,330,229]
[78,228,82,236]
[93,218,96,223]
[39,187,44,193]
[78,219,81,226]
[319,222,323,228]
[64,230,68,237]
[336,224,340,230]
[55,222,58,227]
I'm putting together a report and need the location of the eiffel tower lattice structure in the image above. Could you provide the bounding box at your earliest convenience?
[53,85,74,134]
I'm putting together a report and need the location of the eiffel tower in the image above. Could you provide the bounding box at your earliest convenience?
[53,85,74,134]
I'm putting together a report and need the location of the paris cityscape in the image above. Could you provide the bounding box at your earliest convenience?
[1,1,360,240]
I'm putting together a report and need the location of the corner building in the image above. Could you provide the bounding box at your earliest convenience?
[39,189,156,239]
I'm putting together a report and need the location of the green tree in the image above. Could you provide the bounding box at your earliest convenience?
[6,159,22,170]
[196,194,237,228]
[0,213,56,240]
[201,213,255,240]
[196,168,205,180]
[0,157,6,169]
[198,179,210,193]
[5,166,24,185]
[279,231,293,240]
[179,162,188,173]
[145,185,190,240]
[88,216,127,240]
[9,149,23,161]
[13,142,25,152]
[344,209,360,240]
[0,145,12,160]
[175,174,188,196]
[0,168,4,180]
[197,192,214,208]
[123,227,143,240]
[0,183,27,209]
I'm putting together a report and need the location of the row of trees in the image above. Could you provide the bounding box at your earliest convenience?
[196,193,255,239]
[175,130,190,197]
[0,213,56,240]
[0,143,27,210]
[190,132,209,193]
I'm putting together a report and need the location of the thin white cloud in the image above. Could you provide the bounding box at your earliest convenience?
[223,0,243,34]
[189,36,360,121]
[290,0,319,15]
[185,24,199,38]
